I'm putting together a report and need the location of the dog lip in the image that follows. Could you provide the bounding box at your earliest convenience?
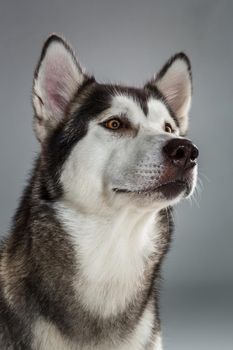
[112,179,188,194]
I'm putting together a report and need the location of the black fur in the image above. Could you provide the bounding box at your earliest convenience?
[0,36,190,349]
[0,84,174,349]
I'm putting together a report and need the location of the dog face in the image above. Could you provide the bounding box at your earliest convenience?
[33,35,198,213]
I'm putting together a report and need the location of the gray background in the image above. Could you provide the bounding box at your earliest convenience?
[0,0,232,349]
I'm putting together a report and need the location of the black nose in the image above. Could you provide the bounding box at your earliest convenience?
[163,138,199,169]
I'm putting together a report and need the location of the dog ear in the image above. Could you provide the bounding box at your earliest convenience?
[146,53,192,135]
[32,34,87,142]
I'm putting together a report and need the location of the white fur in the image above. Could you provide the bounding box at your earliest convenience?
[108,94,178,134]
[57,94,193,316]
[58,95,196,318]
[55,201,159,318]
[33,318,74,350]
[109,94,145,125]
[153,334,163,350]
[147,98,179,135]
[116,305,160,349]
[60,95,182,212]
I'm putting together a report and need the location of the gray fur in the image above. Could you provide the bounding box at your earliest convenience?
[0,35,198,349]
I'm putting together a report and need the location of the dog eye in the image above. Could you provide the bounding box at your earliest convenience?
[164,122,174,133]
[103,118,122,130]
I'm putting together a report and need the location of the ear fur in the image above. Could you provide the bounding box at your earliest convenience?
[147,53,192,135]
[32,34,87,142]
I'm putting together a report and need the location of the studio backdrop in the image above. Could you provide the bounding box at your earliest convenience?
[0,1,232,349]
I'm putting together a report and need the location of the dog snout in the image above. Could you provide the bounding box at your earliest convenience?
[162,138,199,169]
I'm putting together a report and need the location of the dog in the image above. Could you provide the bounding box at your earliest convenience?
[0,34,198,349]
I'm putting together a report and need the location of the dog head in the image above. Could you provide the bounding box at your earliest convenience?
[32,35,198,213]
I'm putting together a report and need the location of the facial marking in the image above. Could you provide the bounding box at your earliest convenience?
[146,98,179,135]
[59,86,197,213]
[108,94,179,137]
[110,94,146,126]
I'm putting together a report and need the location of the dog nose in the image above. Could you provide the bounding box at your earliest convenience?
[163,138,199,169]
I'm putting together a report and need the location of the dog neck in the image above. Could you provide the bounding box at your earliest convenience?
[54,200,161,317]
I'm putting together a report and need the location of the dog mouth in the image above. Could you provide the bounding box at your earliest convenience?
[113,179,191,199]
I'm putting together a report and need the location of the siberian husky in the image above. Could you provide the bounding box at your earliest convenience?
[0,35,198,349]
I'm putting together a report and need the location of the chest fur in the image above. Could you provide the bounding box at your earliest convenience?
[56,204,163,318]
[32,305,161,350]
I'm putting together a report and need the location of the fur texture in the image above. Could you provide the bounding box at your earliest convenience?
[0,34,198,349]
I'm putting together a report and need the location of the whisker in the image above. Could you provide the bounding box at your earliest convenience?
[192,190,200,208]
[198,170,210,183]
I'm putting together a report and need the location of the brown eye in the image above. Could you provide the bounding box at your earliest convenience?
[104,118,121,130]
[164,122,173,133]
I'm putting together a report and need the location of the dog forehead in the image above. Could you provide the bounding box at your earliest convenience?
[110,94,145,123]
[147,98,173,124]
[110,93,172,125]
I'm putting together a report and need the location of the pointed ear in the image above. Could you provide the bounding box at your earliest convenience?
[32,34,87,142]
[146,53,192,135]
